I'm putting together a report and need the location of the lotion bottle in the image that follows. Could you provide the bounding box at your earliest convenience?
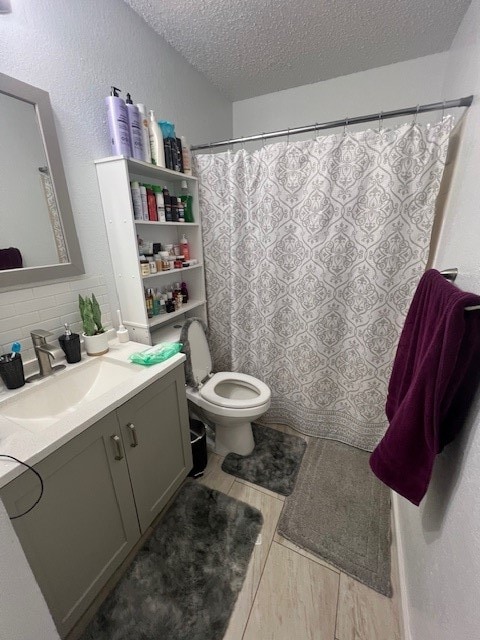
[136,103,152,163]
[125,93,144,161]
[180,233,190,260]
[105,87,132,157]
[148,110,166,168]
[181,136,192,175]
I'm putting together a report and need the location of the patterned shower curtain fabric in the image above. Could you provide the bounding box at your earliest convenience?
[194,118,453,451]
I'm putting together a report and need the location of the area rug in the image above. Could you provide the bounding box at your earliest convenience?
[81,481,263,640]
[221,424,307,496]
[277,438,392,596]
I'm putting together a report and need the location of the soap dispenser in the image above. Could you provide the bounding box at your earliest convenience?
[59,323,82,364]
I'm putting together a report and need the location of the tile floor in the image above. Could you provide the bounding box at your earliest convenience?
[199,425,402,640]
[69,425,402,640]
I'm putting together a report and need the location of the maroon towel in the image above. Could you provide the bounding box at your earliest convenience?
[0,247,22,270]
[370,269,480,505]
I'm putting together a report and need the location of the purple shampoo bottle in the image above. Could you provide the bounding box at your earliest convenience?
[125,93,144,161]
[105,86,132,157]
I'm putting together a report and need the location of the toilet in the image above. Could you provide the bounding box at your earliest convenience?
[152,319,271,456]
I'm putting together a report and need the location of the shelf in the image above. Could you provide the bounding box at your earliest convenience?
[148,299,206,329]
[135,221,199,227]
[142,264,203,280]
[95,156,198,183]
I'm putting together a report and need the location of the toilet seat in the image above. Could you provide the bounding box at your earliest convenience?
[200,372,270,409]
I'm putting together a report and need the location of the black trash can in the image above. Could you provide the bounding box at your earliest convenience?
[188,418,208,478]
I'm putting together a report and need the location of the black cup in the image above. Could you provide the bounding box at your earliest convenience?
[59,334,82,364]
[0,353,25,389]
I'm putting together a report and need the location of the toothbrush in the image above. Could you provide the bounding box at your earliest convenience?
[10,342,21,360]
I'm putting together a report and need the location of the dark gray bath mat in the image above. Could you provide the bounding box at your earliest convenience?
[81,481,263,640]
[221,424,307,496]
[277,438,392,596]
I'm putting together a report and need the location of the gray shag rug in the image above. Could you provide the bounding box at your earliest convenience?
[81,481,263,640]
[277,438,392,596]
[221,424,307,496]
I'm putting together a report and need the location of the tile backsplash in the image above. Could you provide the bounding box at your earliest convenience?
[0,276,111,366]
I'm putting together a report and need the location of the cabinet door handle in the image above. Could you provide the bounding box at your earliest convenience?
[111,434,124,460]
[127,423,138,447]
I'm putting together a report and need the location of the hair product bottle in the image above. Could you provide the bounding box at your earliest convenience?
[148,110,166,168]
[136,103,152,163]
[125,93,144,161]
[180,233,190,260]
[181,136,192,175]
[130,181,143,220]
[105,86,132,157]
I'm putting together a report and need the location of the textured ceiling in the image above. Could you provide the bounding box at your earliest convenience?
[124,0,471,100]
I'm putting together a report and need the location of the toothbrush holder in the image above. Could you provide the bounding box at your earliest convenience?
[0,353,25,389]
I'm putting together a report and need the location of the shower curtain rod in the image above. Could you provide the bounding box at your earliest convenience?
[191,95,474,151]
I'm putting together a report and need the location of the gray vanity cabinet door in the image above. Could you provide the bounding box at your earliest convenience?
[0,411,140,638]
[117,366,193,533]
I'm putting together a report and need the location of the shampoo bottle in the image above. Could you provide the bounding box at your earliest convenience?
[125,93,144,161]
[105,87,132,157]
[181,136,192,175]
[136,103,152,163]
[148,110,166,168]
[130,181,143,220]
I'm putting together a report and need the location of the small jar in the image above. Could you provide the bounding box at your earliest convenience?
[140,258,150,276]
[148,259,157,274]
[174,259,184,269]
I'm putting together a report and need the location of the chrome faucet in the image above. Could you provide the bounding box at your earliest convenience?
[27,329,66,382]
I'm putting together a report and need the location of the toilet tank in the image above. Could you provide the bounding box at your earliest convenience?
[151,322,184,345]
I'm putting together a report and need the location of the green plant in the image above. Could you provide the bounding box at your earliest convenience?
[79,293,105,336]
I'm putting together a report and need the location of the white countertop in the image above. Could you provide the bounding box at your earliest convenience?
[0,340,185,488]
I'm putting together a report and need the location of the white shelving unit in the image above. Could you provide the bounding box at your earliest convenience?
[95,156,207,345]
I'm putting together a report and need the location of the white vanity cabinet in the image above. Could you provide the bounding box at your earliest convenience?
[0,365,192,638]
[95,156,208,345]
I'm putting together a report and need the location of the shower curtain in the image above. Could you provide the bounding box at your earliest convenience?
[195,118,453,450]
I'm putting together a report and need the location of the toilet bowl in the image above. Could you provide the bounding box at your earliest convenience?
[152,319,271,456]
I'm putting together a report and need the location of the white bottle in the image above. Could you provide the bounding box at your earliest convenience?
[148,110,166,168]
[181,136,192,175]
[139,185,149,220]
[137,103,152,163]
[130,181,143,220]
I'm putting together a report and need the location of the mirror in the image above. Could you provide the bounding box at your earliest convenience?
[0,72,84,287]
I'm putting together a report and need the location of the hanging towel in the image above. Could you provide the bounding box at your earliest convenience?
[0,247,22,270]
[370,269,480,505]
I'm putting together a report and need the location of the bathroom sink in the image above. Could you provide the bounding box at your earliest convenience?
[0,358,141,433]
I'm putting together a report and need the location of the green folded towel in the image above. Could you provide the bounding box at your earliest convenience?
[129,342,182,366]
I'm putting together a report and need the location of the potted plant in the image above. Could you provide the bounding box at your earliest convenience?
[79,293,109,356]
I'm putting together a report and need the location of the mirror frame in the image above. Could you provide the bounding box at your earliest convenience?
[0,72,84,287]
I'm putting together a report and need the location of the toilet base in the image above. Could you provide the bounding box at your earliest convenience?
[215,421,255,456]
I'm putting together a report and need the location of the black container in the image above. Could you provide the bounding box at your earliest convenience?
[0,353,25,389]
[188,418,208,478]
[59,333,82,364]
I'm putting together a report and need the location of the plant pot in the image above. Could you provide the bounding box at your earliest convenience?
[82,332,109,356]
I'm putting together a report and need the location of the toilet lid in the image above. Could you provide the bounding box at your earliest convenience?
[200,372,271,409]
[187,320,213,386]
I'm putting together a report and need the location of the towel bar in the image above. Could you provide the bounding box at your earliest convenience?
[440,268,480,311]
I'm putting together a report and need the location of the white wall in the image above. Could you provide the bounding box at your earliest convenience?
[0,1,231,635]
[233,53,448,142]
[0,0,232,365]
[395,2,480,639]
